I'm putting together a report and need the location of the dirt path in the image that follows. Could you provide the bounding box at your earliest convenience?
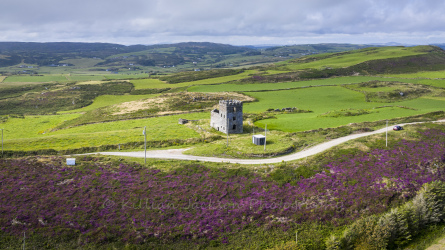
[88,120,445,165]
[426,237,445,250]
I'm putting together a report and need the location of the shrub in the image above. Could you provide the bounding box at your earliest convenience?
[326,181,445,250]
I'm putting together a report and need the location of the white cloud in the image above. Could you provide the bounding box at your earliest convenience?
[1,0,445,45]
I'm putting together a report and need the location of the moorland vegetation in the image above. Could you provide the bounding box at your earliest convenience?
[1,43,445,249]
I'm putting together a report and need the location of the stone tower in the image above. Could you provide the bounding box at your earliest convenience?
[210,100,243,134]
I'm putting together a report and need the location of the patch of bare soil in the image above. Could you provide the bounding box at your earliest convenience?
[112,92,255,116]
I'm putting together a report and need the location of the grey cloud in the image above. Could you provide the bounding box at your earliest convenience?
[1,0,445,44]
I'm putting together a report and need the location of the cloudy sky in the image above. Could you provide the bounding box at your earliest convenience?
[1,0,445,46]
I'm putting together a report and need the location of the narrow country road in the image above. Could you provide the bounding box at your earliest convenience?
[88,120,445,165]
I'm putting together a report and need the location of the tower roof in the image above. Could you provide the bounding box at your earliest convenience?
[219,99,242,106]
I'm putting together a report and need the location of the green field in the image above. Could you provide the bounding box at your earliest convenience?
[68,75,106,81]
[1,112,206,151]
[282,46,430,70]
[104,74,150,80]
[188,76,415,92]
[2,44,445,250]
[3,75,70,83]
[59,58,105,68]
[245,86,444,131]
[2,74,150,83]
[131,78,167,89]
[0,81,52,89]
[383,70,445,79]
[59,94,159,113]
[2,45,445,153]
[184,130,295,158]
[1,114,81,139]
[131,70,257,89]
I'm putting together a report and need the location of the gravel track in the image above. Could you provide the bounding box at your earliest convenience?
[87,120,445,165]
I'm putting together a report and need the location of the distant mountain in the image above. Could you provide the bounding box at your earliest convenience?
[430,43,445,50]
[367,42,418,47]
[0,42,256,68]
[0,41,396,72]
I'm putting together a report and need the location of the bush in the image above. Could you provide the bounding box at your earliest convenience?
[326,181,445,250]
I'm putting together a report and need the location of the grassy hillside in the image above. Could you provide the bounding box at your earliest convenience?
[1,44,445,155]
[281,46,430,70]
[3,44,445,249]
[1,112,206,151]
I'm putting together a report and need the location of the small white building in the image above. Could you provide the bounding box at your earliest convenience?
[66,158,76,166]
[252,135,266,145]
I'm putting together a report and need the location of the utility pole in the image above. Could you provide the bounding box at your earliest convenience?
[144,126,147,164]
[296,231,298,244]
[1,129,3,156]
[386,120,388,147]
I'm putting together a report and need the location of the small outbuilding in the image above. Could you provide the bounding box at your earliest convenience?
[178,118,189,124]
[252,134,266,145]
[66,158,76,166]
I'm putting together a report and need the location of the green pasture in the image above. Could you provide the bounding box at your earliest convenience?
[416,79,445,88]
[132,79,167,89]
[244,86,372,113]
[0,81,49,89]
[212,55,282,67]
[1,114,82,139]
[282,46,429,70]
[383,70,445,79]
[104,74,150,80]
[59,94,159,113]
[1,112,206,151]
[2,73,152,85]
[131,70,257,89]
[184,130,295,158]
[60,58,105,68]
[188,76,410,92]
[3,75,69,83]
[68,75,105,81]
[264,70,293,75]
[245,86,445,132]
[378,71,445,88]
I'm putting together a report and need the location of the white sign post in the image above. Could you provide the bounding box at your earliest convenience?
[264,124,267,151]
[143,127,147,164]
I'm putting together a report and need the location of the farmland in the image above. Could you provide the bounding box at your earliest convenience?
[1,45,445,155]
[2,43,445,249]
[2,112,206,152]
[59,94,160,113]
[188,76,418,92]
[130,69,257,89]
[3,75,69,83]
[281,46,431,70]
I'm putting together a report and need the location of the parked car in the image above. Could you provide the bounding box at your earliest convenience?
[393,125,403,131]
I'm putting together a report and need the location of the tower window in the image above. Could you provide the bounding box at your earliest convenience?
[233,116,236,121]
[232,125,236,130]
